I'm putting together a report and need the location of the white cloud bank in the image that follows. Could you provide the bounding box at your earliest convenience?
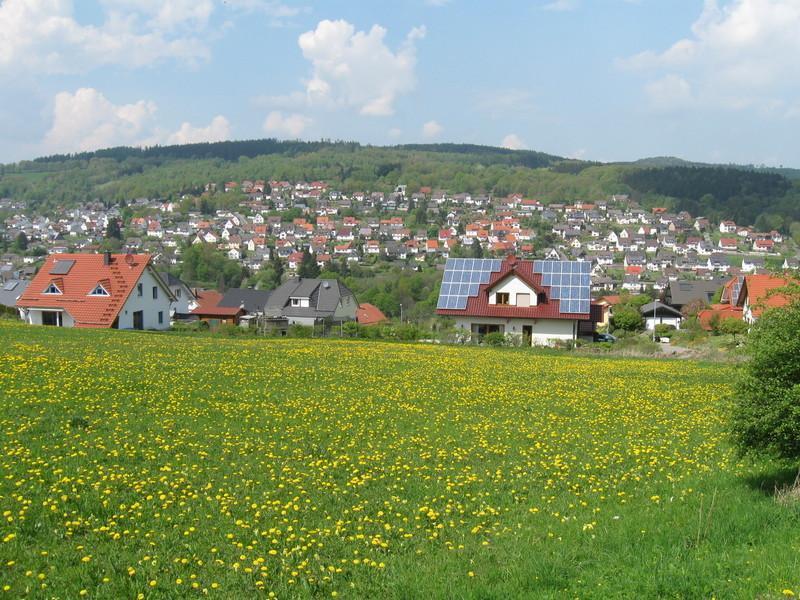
[422,120,443,139]
[501,134,527,150]
[263,111,312,137]
[297,19,426,116]
[0,0,304,75]
[0,0,209,74]
[42,88,230,154]
[622,0,800,114]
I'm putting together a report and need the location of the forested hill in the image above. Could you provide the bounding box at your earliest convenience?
[1,139,799,231]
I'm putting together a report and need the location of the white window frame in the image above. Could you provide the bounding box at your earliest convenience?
[88,283,110,297]
[44,282,62,295]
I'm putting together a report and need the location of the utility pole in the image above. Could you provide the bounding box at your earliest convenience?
[652,301,657,342]
[400,303,403,324]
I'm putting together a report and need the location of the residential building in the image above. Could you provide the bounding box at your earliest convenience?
[16,252,174,329]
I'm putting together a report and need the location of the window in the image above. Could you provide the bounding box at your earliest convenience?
[158,311,163,324]
[517,293,530,308]
[495,292,510,305]
[152,286,158,300]
[291,298,300,307]
[44,282,62,295]
[137,283,143,297]
[175,288,181,298]
[471,323,503,336]
[88,284,110,296]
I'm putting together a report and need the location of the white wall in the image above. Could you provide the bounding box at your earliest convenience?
[118,268,173,330]
[531,319,575,345]
[25,309,75,327]
[488,276,537,306]
[644,315,682,330]
[454,316,577,346]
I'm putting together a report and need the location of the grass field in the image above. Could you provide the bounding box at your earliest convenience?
[0,321,798,598]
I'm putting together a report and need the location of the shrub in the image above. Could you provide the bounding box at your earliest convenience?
[731,301,800,459]
[288,324,313,338]
[483,332,508,347]
[654,324,676,339]
[611,306,644,332]
[395,324,421,341]
[342,321,362,338]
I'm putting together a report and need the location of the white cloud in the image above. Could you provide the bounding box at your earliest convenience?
[622,0,800,113]
[263,111,312,137]
[220,0,307,27]
[644,75,694,112]
[43,88,158,154]
[543,0,578,11]
[297,19,426,116]
[0,0,209,74]
[422,120,443,139]
[501,133,527,150]
[100,0,215,31]
[42,87,232,154]
[166,116,231,145]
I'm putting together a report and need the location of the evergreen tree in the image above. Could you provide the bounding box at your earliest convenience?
[298,248,320,279]
[105,218,122,240]
[471,241,484,258]
[14,232,28,252]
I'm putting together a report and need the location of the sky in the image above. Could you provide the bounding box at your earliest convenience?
[1,0,799,166]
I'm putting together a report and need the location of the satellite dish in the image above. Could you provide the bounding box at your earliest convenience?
[125,254,135,266]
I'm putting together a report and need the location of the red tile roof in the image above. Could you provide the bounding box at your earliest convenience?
[740,275,792,317]
[356,303,388,326]
[697,305,743,330]
[436,257,593,320]
[16,253,153,328]
[191,291,243,317]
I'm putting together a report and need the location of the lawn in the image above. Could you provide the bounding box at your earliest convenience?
[0,321,798,598]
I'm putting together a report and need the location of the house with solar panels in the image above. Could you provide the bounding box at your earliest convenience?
[436,256,599,346]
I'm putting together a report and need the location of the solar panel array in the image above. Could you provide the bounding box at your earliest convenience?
[437,258,502,309]
[533,260,591,314]
[729,275,745,304]
[3,281,18,291]
[50,260,75,275]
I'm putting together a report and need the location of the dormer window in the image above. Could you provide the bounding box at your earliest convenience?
[495,292,510,305]
[291,298,301,307]
[44,282,62,295]
[88,283,110,296]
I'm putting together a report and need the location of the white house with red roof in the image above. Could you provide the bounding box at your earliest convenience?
[436,256,598,346]
[16,252,174,330]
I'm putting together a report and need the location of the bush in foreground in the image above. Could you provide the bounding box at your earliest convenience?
[731,301,800,459]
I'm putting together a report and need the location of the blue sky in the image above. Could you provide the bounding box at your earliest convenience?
[1,0,799,166]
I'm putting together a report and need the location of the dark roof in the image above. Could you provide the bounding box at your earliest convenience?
[665,279,724,307]
[266,277,356,318]
[640,301,683,317]
[218,288,272,313]
[0,279,29,308]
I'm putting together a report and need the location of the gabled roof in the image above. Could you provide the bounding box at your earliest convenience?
[266,277,356,318]
[738,275,792,317]
[356,303,388,326]
[16,253,165,328]
[436,257,593,320]
[218,289,272,313]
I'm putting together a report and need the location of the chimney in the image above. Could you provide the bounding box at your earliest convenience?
[103,250,112,265]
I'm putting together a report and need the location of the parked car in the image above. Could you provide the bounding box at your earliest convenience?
[593,332,617,343]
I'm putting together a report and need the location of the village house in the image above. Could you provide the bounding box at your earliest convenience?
[435,256,598,346]
[16,252,174,329]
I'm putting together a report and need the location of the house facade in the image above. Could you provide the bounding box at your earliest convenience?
[436,256,598,346]
[16,252,174,329]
